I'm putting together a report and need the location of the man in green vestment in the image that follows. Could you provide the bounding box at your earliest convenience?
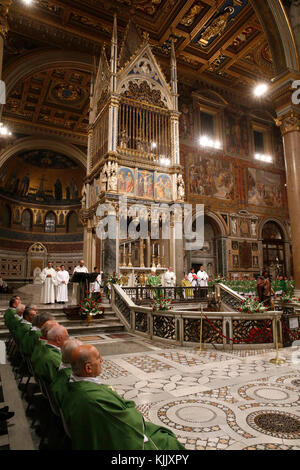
[32,324,69,385]
[15,306,37,348]
[50,338,82,407]
[146,269,162,299]
[31,320,58,366]
[22,312,54,357]
[4,296,20,327]
[61,345,185,450]
[8,303,25,333]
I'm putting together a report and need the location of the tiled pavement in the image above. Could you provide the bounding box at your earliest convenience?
[88,337,300,450]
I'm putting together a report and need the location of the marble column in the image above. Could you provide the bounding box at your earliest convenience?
[277,110,300,294]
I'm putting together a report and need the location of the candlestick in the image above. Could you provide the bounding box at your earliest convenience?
[157,254,161,268]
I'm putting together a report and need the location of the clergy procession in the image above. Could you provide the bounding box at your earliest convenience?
[3,294,185,450]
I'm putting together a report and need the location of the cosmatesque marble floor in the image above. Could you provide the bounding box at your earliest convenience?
[90,337,300,451]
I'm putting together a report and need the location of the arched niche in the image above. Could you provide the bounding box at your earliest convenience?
[189,213,224,276]
[67,211,78,233]
[21,209,33,232]
[26,242,48,278]
[0,203,11,228]
[44,211,56,233]
[261,220,286,276]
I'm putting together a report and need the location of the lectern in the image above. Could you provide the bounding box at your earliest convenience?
[71,272,98,305]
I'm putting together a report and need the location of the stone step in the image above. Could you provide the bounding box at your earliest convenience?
[0,315,121,330]
[0,322,125,340]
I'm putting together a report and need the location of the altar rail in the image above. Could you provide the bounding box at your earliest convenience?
[216,283,245,311]
[111,285,283,349]
[120,286,215,305]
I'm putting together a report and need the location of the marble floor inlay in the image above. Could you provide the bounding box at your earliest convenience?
[91,338,300,450]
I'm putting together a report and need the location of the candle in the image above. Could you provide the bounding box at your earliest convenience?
[162,245,164,257]
[152,244,155,255]
[129,243,131,253]
[158,245,160,255]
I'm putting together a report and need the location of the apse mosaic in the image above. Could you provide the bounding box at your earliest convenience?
[0,151,83,203]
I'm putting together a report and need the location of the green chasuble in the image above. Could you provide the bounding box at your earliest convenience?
[4,308,16,328]
[32,344,62,384]
[7,314,22,333]
[279,279,287,293]
[146,274,162,299]
[14,322,31,347]
[31,339,47,367]
[22,329,42,356]
[50,368,72,407]
[61,381,185,451]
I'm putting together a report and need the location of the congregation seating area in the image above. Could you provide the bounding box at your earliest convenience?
[4,309,72,449]
[2,296,185,450]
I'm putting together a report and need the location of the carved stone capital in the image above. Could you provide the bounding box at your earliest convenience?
[275,110,300,135]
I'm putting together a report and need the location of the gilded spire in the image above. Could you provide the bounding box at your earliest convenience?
[110,13,118,93]
[170,39,178,111]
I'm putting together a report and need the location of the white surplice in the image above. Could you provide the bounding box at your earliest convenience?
[188,272,197,287]
[40,267,57,304]
[57,269,70,302]
[91,274,102,293]
[197,270,209,287]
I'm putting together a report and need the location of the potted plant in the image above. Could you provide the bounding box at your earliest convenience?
[237,297,268,314]
[79,290,104,320]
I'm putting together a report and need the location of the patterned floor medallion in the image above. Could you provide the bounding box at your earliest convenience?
[291,379,300,388]
[247,411,300,439]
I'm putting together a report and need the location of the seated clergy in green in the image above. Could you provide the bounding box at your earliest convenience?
[15,306,37,347]
[4,296,21,328]
[50,338,83,408]
[62,345,185,450]
[31,320,58,367]
[32,324,69,385]
[8,303,25,333]
[22,312,54,357]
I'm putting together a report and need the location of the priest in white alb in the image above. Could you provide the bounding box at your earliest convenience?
[162,266,176,299]
[56,265,70,304]
[72,259,88,305]
[40,261,57,304]
[197,264,209,299]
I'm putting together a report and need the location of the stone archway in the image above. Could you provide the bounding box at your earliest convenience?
[251,0,299,73]
[3,49,92,96]
[26,242,48,279]
[0,137,87,170]
[189,213,224,277]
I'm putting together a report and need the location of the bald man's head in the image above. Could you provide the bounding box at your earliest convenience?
[70,344,103,378]
[47,324,69,349]
[41,320,58,339]
[61,338,83,365]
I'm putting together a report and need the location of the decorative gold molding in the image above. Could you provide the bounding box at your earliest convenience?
[0,0,12,39]
[275,110,300,135]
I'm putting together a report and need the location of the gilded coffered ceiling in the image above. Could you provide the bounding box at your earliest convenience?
[3,0,277,139]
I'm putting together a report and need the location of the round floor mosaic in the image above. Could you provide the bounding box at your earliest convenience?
[247,410,300,439]
[291,379,300,388]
